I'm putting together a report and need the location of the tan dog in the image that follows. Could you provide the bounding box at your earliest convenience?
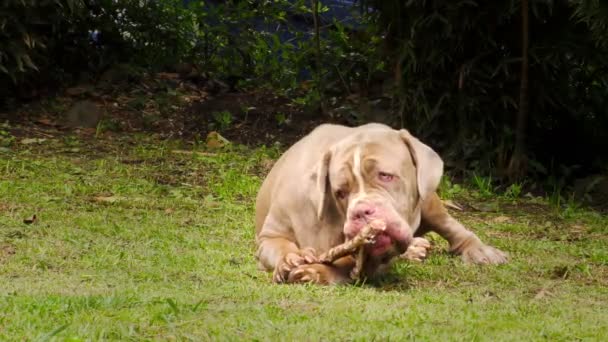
[255,123,507,285]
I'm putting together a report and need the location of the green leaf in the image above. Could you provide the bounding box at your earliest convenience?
[15,54,24,72]
[21,54,38,71]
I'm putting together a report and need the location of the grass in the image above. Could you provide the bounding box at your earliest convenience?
[1,132,607,341]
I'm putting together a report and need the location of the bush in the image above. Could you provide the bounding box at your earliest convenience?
[3,0,607,187]
[0,0,84,102]
[0,0,204,105]
[361,0,608,182]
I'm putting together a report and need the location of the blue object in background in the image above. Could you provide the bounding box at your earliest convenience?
[86,0,369,81]
[198,0,364,38]
[195,0,367,80]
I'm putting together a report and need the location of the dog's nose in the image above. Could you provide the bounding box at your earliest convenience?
[351,203,376,221]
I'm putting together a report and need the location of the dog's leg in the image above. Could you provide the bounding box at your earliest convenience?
[255,209,324,283]
[256,234,320,283]
[400,237,431,262]
[419,193,508,264]
[286,256,355,285]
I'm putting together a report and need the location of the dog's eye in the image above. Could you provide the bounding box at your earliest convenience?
[378,172,394,182]
[335,189,348,200]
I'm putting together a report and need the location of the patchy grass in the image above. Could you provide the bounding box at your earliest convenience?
[1,133,607,341]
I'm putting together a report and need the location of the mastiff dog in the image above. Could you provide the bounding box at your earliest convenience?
[254,123,507,285]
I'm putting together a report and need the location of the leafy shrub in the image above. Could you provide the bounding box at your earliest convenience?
[360,0,608,183]
[1,0,202,104]
[3,0,608,189]
[0,0,84,100]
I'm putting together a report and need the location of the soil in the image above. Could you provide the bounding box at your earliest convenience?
[0,71,349,148]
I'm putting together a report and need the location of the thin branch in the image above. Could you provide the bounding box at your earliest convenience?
[310,0,326,114]
[508,0,530,180]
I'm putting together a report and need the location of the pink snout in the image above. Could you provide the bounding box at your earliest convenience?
[344,202,413,256]
[350,202,376,222]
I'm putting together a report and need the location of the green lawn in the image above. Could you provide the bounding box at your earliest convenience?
[1,133,607,341]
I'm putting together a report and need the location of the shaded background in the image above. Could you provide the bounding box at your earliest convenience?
[1,0,608,206]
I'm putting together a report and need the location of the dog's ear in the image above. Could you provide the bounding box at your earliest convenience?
[399,129,444,200]
[311,150,332,220]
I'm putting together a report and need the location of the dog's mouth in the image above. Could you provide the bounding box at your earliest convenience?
[367,233,393,256]
[345,219,412,257]
[366,230,411,257]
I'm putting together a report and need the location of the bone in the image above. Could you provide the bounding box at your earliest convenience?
[319,219,386,280]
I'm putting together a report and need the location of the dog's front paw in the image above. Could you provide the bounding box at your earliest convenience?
[286,263,349,285]
[461,243,508,265]
[272,247,318,283]
[400,237,431,262]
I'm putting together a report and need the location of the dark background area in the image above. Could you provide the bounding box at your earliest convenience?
[1,0,608,207]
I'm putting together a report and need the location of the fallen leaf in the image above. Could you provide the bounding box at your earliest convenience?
[0,244,16,262]
[533,287,553,299]
[470,202,499,212]
[76,127,97,136]
[35,118,55,126]
[93,195,120,203]
[157,72,180,80]
[171,150,216,157]
[66,86,90,96]
[492,216,511,224]
[21,138,47,145]
[570,224,587,232]
[23,214,37,224]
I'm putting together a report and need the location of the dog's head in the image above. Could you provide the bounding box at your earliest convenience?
[312,126,443,258]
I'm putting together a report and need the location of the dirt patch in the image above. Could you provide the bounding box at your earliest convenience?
[0,244,16,263]
[184,91,333,147]
[0,202,17,213]
[1,72,349,149]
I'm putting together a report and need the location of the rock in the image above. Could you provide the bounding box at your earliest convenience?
[97,63,143,88]
[64,100,103,128]
[572,174,608,207]
[206,131,230,149]
[175,62,204,82]
[205,78,230,95]
[65,85,93,97]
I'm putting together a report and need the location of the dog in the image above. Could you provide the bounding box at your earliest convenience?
[254,123,507,284]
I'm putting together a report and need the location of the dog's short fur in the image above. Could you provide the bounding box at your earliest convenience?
[255,123,507,284]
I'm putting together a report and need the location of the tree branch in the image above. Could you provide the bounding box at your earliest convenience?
[508,0,529,180]
[310,0,326,114]
[320,220,386,280]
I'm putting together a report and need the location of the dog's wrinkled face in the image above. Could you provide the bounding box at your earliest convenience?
[314,128,443,258]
